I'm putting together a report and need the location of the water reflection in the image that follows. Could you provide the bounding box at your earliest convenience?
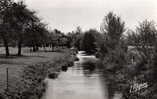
[48,73,58,79]
[61,66,68,72]
[81,61,96,77]
[42,51,107,99]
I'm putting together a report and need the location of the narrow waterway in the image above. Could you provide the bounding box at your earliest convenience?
[42,51,109,99]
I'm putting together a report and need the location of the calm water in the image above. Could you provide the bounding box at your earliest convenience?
[42,51,121,99]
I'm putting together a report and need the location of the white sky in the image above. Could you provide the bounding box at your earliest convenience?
[21,0,157,33]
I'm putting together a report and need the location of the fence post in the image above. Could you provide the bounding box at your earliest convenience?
[6,68,9,91]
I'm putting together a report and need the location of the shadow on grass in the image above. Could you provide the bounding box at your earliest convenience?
[32,48,68,53]
[0,54,46,59]
[0,60,15,65]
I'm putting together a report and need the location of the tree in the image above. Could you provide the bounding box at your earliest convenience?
[99,12,125,57]
[128,20,157,63]
[99,12,126,99]
[53,29,64,47]
[24,23,49,52]
[80,29,97,54]
[125,20,157,99]
[137,20,156,62]
[126,30,137,46]
[0,0,13,56]
[8,1,39,55]
[66,32,73,48]
[102,12,125,47]
[72,27,83,50]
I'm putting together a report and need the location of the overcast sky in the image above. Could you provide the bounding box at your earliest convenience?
[22,0,157,33]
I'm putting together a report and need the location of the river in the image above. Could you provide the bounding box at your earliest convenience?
[42,51,121,99]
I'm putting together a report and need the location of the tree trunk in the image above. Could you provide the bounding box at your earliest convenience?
[17,40,22,56]
[36,45,39,51]
[33,45,36,52]
[32,45,39,52]
[0,34,10,56]
[4,40,9,56]
[51,43,54,51]
[43,44,46,52]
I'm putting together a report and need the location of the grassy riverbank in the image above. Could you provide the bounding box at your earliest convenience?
[0,48,74,99]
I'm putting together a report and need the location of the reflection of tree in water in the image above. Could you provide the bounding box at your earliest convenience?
[81,61,96,77]
[61,66,68,72]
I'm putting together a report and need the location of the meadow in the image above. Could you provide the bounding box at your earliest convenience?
[0,47,74,99]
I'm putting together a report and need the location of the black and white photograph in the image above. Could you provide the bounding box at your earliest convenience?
[0,0,157,99]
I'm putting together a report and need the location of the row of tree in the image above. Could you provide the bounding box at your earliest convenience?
[0,0,46,56]
[0,0,126,57]
[66,27,99,54]
[0,0,71,56]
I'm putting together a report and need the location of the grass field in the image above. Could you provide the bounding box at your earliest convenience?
[0,47,71,95]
